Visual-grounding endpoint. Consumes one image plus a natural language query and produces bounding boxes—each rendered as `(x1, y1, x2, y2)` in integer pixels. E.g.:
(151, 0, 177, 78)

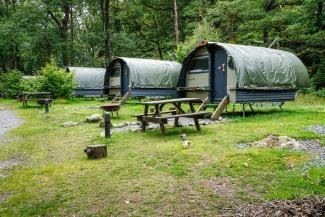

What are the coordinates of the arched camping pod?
(104, 57, 182, 97)
(67, 67, 106, 97)
(177, 42, 309, 104)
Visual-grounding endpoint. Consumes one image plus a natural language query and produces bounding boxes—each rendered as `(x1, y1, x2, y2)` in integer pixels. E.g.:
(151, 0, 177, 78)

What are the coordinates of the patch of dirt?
(218, 196, 325, 217)
(0, 192, 11, 203)
(203, 177, 237, 199)
(0, 159, 21, 169)
(106, 117, 227, 133)
(0, 107, 23, 144)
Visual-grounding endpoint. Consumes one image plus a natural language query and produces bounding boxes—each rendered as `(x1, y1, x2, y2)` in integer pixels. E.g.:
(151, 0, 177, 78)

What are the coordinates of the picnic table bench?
(136, 98, 211, 134)
(17, 92, 52, 107)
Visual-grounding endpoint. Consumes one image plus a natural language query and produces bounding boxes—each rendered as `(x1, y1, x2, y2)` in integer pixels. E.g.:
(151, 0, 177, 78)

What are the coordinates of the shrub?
(0, 70, 32, 98)
(37, 62, 75, 98)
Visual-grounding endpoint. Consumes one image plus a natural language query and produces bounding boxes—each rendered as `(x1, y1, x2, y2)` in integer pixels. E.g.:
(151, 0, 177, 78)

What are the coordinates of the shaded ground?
(0, 106, 23, 144)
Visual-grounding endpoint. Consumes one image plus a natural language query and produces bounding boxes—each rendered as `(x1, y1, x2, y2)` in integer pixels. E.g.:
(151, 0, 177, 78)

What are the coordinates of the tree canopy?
(0, 0, 324, 90)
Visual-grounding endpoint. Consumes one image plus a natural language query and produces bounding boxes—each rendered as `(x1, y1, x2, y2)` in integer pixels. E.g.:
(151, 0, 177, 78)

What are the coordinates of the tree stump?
(84, 144, 107, 159)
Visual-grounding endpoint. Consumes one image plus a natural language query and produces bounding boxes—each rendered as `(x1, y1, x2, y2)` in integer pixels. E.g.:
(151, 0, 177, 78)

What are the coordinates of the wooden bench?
(140, 111, 211, 134)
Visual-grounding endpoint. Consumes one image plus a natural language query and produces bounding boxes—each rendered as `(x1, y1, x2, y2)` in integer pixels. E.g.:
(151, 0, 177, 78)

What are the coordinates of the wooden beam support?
(211, 95, 229, 120)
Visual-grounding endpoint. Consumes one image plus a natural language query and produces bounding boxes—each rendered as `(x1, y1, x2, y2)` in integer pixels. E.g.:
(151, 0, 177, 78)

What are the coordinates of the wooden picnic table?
(135, 98, 211, 134)
(17, 92, 52, 107)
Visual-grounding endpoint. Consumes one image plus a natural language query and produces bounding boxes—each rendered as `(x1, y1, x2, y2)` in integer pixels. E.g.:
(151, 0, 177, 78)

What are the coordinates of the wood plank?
(211, 95, 229, 120)
(154, 111, 211, 119)
(141, 98, 202, 105)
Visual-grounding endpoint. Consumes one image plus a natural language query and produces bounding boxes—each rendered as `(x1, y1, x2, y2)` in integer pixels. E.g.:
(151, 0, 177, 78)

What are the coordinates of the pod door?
(211, 47, 227, 102)
(120, 63, 129, 95)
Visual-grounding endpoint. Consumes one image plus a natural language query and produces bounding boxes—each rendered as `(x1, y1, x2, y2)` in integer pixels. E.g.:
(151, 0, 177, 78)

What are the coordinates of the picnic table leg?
(141, 105, 149, 132)
(159, 121, 166, 135)
(193, 117, 201, 132)
(174, 103, 180, 127)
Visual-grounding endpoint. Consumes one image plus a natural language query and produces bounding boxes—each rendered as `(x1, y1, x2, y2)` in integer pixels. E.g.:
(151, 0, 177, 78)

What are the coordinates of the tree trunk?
(61, 4, 70, 67)
(316, 1, 323, 30)
(154, 41, 163, 60)
(173, 0, 180, 44)
(263, 28, 269, 44)
(102, 0, 111, 66)
(70, 5, 74, 65)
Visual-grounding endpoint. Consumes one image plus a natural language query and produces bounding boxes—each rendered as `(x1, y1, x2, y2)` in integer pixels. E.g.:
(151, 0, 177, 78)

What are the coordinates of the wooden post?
(211, 95, 229, 120)
(84, 144, 107, 159)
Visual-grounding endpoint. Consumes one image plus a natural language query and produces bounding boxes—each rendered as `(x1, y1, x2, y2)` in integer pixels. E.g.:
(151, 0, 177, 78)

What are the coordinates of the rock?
(218, 116, 224, 121)
(99, 121, 105, 128)
(113, 123, 128, 128)
(183, 140, 191, 149)
(61, 122, 79, 127)
(179, 133, 187, 141)
(86, 114, 103, 123)
(251, 135, 302, 148)
(304, 125, 325, 135)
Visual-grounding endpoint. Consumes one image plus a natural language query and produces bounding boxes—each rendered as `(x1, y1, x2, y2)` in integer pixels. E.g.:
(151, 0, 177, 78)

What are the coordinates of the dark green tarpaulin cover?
(113, 57, 182, 88)
(210, 42, 309, 89)
(68, 67, 106, 89)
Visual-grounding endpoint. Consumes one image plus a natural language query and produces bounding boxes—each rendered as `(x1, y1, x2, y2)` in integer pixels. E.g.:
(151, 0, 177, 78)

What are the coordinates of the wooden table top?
(21, 92, 51, 95)
(141, 98, 202, 105)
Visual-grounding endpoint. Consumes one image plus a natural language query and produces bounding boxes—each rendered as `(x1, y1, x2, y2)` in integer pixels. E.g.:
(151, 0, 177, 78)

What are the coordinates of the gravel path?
(0, 106, 23, 144)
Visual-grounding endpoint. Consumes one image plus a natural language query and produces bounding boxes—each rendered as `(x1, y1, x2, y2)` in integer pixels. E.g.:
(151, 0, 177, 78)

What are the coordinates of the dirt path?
(0, 106, 23, 144)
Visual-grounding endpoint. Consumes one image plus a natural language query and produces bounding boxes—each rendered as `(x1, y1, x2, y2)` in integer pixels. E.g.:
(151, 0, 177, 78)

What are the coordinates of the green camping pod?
(67, 67, 106, 97)
(104, 57, 182, 97)
(177, 42, 309, 103)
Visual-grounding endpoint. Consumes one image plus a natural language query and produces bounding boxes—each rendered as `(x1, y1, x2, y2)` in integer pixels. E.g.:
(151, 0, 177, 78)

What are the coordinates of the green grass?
(0, 95, 324, 216)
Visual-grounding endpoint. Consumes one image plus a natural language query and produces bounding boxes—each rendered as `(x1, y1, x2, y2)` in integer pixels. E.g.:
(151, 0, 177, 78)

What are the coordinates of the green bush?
(37, 63, 75, 99)
(173, 20, 221, 62)
(0, 70, 32, 98)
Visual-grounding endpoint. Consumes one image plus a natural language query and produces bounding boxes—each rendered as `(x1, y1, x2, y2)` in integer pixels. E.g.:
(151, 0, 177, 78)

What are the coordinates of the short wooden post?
(44, 100, 49, 113)
(84, 144, 107, 159)
(104, 112, 111, 138)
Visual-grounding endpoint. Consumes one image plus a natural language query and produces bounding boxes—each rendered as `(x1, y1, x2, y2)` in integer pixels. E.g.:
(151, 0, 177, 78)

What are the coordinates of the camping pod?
(104, 57, 182, 97)
(177, 42, 309, 103)
(67, 67, 106, 97)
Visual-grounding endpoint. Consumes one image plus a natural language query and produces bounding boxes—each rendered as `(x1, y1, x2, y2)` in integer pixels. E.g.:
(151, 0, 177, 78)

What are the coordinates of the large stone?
(86, 114, 103, 123)
(61, 122, 80, 127)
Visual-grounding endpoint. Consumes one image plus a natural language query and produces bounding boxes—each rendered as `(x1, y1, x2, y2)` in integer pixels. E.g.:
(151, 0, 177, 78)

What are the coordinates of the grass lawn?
(0, 95, 324, 216)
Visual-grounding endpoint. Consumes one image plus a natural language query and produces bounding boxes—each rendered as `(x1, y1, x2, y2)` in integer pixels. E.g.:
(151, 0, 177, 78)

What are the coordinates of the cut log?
(84, 144, 107, 159)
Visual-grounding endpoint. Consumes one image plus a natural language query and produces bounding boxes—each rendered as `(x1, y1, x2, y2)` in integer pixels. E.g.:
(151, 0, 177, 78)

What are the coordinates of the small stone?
(86, 114, 103, 123)
(125, 200, 130, 204)
(183, 140, 191, 149)
(61, 122, 80, 127)
(179, 134, 187, 141)
(218, 116, 224, 121)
